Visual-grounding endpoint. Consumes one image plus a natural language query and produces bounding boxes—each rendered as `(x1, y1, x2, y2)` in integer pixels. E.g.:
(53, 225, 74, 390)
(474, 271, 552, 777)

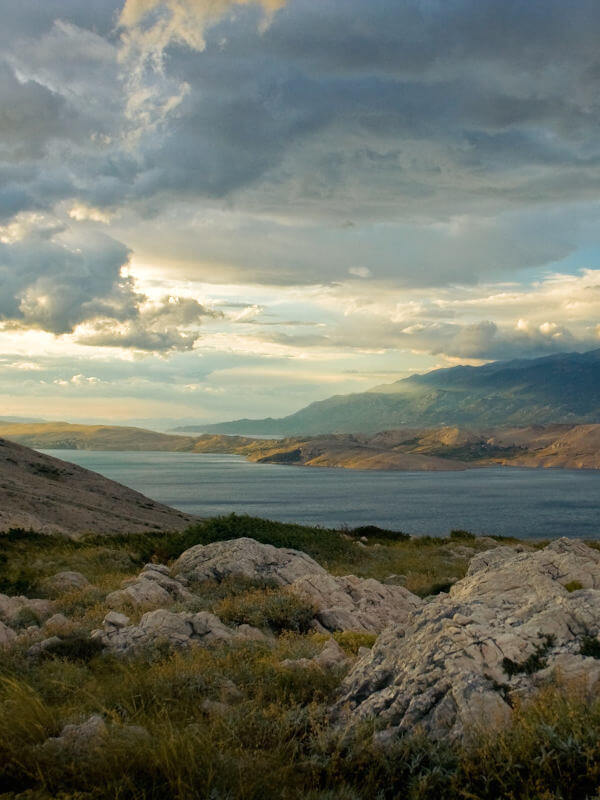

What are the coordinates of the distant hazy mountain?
(186, 349, 600, 435)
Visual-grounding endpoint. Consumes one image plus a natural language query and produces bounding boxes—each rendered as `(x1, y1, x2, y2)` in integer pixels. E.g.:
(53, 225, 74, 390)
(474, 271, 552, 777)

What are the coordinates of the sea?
(39, 450, 600, 540)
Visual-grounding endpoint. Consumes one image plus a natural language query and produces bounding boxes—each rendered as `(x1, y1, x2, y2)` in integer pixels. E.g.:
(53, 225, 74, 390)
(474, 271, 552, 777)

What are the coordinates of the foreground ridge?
(337, 537, 600, 740)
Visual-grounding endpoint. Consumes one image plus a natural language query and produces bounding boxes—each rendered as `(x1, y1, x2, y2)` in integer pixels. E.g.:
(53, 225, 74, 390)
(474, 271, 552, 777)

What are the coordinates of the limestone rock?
(0, 594, 53, 626)
(41, 571, 90, 595)
(172, 537, 327, 586)
(336, 539, 600, 742)
(290, 572, 421, 633)
(282, 638, 349, 670)
(0, 620, 17, 648)
(41, 714, 107, 755)
(42, 613, 73, 636)
(103, 610, 130, 628)
(106, 563, 195, 610)
(235, 623, 272, 642)
(94, 608, 236, 655)
(38, 714, 148, 756)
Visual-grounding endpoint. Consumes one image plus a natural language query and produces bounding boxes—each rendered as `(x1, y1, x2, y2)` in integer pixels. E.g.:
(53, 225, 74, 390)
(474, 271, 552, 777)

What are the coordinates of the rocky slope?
(0, 437, 194, 534)
(337, 538, 600, 741)
(244, 423, 600, 471)
(5, 532, 600, 749)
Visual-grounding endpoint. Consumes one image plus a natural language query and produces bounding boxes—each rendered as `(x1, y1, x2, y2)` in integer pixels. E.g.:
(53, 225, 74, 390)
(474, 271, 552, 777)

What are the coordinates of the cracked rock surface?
(93, 608, 267, 655)
(172, 537, 422, 633)
(336, 538, 600, 741)
(172, 537, 328, 585)
(106, 563, 196, 610)
(290, 573, 421, 633)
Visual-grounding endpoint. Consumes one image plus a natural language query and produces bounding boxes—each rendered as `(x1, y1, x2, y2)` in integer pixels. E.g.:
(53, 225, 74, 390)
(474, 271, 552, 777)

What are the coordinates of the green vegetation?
(3, 517, 599, 798)
(564, 580, 584, 592)
(0, 515, 484, 597)
(580, 635, 600, 659)
(502, 634, 556, 677)
(216, 587, 317, 634)
(3, 641, 600, 799)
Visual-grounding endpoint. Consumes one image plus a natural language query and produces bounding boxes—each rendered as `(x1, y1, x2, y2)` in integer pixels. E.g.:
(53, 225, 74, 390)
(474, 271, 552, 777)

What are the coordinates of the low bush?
(351, 526, 410, 543)
(449, 529, 476, 541)
(332, 632, 377, 655)
(216, 588, 317, 634)
(564, 580, 584, 592)
(580, 635, 600, 659)
(502, 634, 556, 677)
(39, 634, 105, 663)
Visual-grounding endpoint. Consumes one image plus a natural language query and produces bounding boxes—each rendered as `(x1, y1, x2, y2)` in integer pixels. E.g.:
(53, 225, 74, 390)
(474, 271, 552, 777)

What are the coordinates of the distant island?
(1, 420, 600, 471)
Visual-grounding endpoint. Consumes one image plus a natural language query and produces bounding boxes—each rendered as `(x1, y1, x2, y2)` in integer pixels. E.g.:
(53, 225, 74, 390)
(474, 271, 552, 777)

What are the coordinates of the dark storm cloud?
(0, 228, 133, 332)
(3, 0, 600, 348)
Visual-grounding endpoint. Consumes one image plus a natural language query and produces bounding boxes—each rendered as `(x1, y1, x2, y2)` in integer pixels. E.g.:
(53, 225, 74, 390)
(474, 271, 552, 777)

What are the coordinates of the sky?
(1, 0, 600, 427)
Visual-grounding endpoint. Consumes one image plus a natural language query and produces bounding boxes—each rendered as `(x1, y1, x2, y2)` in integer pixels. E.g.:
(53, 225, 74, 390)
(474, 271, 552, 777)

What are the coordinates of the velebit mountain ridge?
(4, 348, 600, 471)
(187, 348, 600, 435)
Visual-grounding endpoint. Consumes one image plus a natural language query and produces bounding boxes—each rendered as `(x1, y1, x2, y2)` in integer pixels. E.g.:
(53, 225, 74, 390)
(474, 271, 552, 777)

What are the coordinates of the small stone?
(43, 613, 72, 635)
(313, 638, 348, 669)
(41, 571, 90, 595)
(103, 611, 130, 629)
(201, 699, 230, 715)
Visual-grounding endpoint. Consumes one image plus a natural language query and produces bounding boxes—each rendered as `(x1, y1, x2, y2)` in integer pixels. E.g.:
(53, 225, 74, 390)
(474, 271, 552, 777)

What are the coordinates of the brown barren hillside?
(2, 421, 600, 471)
(0, 438, 195, 534)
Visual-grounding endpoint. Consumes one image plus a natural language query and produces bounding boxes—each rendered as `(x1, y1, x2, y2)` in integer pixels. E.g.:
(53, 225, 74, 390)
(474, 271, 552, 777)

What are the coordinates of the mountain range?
(179, 349, 600, 435)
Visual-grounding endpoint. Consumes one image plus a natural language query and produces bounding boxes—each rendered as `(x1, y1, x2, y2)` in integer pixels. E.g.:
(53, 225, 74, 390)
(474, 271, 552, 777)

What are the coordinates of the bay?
(40, 450, 600, 539)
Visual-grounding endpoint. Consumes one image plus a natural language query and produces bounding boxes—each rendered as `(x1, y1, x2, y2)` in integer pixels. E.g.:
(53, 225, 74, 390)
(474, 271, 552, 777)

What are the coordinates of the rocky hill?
(243, 423, 600, 471)
(192, 348, 600, 435)
(3, 420, 600, 471)
(0, 438, 194, 534)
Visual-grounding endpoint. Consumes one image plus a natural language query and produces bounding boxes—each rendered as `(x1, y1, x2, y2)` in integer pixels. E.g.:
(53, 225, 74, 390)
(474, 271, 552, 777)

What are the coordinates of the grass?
(3, 644, 600, 799)
(0, 515, 485, 599)
(216, 587, 317, 634)
(3, 516, 600, 799)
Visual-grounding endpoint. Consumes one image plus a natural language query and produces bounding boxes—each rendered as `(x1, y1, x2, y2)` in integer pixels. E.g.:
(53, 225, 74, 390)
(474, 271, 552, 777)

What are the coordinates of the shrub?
(502, 634, 555, 677)
(564, 580, 584, 593)
(333, 632, 377, 655)
(449, 530, 476, 541)
(418, 580, 455, 598)
(580, 635, 600, 659)
(39, 634, 104, 663)
(216, 588, 317, 634)
(351, 526, 410, 543)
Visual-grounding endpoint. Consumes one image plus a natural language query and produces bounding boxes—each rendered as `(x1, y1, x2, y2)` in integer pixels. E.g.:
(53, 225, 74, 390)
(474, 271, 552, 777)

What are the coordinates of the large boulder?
(290, 573, 421, 633)
(336, 539, 600, 742)
(106, 563, 196, 610)
(173, 538, 421, 633)
(93, 608, 263, 655)
(172, 537, 328, 585)
(40, 571, 90, 596)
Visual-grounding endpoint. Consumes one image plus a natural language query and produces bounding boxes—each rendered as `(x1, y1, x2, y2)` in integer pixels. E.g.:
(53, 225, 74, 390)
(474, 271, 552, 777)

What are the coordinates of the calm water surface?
(41, 450, 600, 539)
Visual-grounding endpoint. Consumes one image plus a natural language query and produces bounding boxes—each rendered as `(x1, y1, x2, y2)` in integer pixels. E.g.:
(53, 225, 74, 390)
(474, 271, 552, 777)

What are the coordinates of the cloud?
(75, 295, 221, 351)
(0, 222, 133, 333)
(117, 0, 286, 134)
(0, 216, 221, 351)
